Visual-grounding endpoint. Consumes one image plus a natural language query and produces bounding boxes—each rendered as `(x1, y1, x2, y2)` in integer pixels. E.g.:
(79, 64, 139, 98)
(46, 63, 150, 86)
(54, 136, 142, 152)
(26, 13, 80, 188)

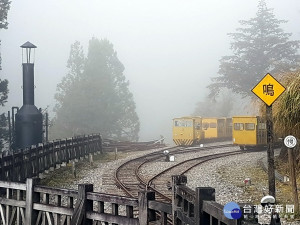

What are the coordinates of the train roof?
(173, 116, 202, 120)
(202, 117, 226, 119)
(232, 115, 259, 118)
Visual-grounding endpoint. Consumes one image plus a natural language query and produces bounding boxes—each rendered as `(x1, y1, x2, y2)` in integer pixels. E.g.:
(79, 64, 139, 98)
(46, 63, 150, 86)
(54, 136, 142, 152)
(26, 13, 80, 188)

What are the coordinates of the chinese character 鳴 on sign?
(263, 84, 274, 96)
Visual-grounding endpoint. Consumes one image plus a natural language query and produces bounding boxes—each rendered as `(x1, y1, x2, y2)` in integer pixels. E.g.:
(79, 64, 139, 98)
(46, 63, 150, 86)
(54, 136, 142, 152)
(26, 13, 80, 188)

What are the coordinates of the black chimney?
(15, 42, 43, 149)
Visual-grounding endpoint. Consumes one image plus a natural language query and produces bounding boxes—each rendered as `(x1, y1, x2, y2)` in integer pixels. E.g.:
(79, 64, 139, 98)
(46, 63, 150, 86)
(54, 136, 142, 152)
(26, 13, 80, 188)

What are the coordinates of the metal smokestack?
(22, 63, 35, 105)
(15, 42, 43, 149)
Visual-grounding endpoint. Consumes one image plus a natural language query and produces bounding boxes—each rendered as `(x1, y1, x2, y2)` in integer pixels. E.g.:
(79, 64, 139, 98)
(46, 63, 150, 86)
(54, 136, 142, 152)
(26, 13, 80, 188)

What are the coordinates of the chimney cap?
(20, 41, 37, 49)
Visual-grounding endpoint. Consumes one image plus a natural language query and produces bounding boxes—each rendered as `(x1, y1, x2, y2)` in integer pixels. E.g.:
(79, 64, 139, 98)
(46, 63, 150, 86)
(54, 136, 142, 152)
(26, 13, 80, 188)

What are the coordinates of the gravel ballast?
(42, 144, 299, 224)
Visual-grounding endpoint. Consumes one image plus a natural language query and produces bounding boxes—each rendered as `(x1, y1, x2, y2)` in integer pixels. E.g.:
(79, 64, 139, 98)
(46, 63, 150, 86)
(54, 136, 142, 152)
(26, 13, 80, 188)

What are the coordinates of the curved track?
(144, 150, 244, 202)
(114, 143, 238, 201)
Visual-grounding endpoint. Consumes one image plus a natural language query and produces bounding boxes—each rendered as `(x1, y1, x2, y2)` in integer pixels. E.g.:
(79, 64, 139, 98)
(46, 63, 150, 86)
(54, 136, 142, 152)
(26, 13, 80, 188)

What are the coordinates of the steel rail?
(115, 143, 234, 199)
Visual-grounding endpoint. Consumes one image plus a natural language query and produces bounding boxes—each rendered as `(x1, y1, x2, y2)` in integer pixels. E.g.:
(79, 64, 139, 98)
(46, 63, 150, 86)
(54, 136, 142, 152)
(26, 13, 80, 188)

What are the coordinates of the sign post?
(266, 105, 275, 198)
(284, 135, 299, 213)
(252, 73, 286, 198)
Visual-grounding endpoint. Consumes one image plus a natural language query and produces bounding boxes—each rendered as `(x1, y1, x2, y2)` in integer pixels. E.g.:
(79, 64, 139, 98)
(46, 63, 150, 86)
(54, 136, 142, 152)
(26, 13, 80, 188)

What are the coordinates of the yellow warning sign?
(252, 73, 285, 106)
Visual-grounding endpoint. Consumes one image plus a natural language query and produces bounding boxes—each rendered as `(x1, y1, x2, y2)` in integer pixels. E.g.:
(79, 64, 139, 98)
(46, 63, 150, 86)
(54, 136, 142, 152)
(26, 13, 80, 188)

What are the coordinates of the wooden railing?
(171, 175, 243, 225)
(0, 176, 248, 225)
(0, 134, 102, 182)
(0, 178, 139, 225)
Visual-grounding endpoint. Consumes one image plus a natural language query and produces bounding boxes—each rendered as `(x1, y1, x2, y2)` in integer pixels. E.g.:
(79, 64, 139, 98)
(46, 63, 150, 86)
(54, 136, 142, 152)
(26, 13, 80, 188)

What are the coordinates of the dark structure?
(0, 174, 242, 225)
(15, 42, 43, 149)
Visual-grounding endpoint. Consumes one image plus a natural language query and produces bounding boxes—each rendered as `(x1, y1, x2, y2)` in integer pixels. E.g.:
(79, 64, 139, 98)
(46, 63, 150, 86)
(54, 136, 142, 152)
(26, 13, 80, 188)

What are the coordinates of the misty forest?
(1, 1, 300, 224)
(0, 0, 299, 149)
(51, 38, 140, 141)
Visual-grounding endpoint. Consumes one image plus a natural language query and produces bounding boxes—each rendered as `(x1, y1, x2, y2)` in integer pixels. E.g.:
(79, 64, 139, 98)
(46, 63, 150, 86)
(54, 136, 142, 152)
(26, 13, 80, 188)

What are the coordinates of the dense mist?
(1, 0, 299, 144)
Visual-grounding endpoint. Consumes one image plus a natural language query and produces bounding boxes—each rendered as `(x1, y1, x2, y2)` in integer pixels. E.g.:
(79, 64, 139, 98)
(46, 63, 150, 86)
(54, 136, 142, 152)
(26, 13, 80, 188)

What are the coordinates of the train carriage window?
(186, 121, 193, 127)
(174, 120, 184, 127)
(234, 123, 244, 130)
(210, 123, 217, 128)
(245, 123, 255, 130)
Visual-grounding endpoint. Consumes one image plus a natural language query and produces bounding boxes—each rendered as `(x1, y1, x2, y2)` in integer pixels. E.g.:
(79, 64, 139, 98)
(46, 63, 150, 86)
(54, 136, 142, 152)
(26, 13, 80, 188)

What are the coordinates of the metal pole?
(8, 111, 11, 151)
(11, 107, 19, 150)
(12, 107, 19, 135)
(45, 112, 48, 142)
(288, 147, 299, 213)
(266, 105, 275, 198)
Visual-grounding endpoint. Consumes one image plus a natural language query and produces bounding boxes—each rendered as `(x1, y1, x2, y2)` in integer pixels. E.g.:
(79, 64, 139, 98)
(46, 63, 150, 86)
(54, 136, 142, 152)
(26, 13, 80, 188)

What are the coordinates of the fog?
(1, 0, 300, 144)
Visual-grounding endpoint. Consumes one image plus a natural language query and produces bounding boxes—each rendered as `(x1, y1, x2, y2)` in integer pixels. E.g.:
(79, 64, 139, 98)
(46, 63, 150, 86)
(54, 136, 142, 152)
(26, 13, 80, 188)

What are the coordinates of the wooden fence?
(171, 175, 242, 225)
(0, 175, 247, 225)
(0, 134, 102, 182)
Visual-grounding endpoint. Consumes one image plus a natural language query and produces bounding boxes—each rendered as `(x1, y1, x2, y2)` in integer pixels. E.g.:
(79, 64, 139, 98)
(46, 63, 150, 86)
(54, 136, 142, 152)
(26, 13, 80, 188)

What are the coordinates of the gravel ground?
(183, 148, 299, 225)
(52, 146, 172, 194)
(185, 150, 269, 204)
(42, 143, 300, 224)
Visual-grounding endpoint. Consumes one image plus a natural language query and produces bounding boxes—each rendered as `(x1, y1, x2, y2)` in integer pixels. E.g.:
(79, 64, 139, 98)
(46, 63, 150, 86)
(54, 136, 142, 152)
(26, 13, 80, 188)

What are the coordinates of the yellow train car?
(202, 118, 227, 139)
(232, 116, 267, 150)
(173, 116, 204, 146)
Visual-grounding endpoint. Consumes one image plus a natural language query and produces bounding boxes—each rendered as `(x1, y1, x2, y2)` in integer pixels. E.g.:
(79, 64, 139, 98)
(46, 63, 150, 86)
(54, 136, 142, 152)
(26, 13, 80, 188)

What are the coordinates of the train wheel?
(239, 146, 245, 150)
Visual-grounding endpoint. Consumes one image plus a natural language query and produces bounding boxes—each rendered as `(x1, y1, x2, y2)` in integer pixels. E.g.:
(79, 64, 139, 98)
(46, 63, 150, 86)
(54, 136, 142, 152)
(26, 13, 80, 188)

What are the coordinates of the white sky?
(1, 0, 300, 143)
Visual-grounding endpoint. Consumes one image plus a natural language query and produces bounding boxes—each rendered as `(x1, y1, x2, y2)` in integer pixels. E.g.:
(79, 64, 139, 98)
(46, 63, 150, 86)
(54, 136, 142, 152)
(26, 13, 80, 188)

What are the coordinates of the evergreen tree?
(0, 0, 11, 150)
(0, 0, 10, 30)
(208, 0, 300, 98)
(51, 41, 85, 138)
(51, 38, 140, 141)
(0, 78, 8, 149)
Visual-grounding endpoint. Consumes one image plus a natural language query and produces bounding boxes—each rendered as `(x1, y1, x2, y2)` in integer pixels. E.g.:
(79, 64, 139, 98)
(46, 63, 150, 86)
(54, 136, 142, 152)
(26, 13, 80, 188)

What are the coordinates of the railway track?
(114, 146, 179, 198)
(113, 142, 274, 224)
(144, 150, 244, 202)
(114, 143, 238, 201)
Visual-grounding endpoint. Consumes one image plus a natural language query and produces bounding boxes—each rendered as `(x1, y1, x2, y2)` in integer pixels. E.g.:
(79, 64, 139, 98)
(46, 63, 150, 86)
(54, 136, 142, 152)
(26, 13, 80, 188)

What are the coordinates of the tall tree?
(0, 0, 10, 30)
(51, 41, 85, 138)
(0, 0, 11, 151)
(208, 0, 300, 98)
(51, 38, 140, 141)
(0, 0, 11, 70)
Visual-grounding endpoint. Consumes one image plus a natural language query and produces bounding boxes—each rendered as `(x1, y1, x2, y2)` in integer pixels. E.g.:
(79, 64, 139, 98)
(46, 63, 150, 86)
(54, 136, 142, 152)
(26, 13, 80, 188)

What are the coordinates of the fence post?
(20, 149, 25, 181)
(0, 152, 4, 180)
(71, 184, 93, 225)
(138, 191, 156, 225)
(72, 161, 76, 178)
(25, 178, 40, 225)
(195, 187, 215, 225)
(99, 134, 103, 154)
(172, 175, 187, 225)
(89, 153, 93, 166)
